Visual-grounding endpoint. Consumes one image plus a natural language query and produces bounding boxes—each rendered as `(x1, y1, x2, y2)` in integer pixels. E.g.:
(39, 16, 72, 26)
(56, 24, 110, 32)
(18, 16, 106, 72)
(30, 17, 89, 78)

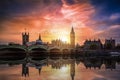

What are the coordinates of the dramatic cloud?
(0, 0, 120, 44)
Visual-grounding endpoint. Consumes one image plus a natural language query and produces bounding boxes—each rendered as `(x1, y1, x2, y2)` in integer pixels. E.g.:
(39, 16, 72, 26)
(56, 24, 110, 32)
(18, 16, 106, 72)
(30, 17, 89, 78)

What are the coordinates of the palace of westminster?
(22, 27, 75, 48)
(22, 27, 117, 50)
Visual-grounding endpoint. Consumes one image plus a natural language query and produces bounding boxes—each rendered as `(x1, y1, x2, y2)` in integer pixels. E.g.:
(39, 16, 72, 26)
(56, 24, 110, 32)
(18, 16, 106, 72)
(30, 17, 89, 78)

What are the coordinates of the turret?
(22, 29, 29, 45)
(38, 34, 42, 41)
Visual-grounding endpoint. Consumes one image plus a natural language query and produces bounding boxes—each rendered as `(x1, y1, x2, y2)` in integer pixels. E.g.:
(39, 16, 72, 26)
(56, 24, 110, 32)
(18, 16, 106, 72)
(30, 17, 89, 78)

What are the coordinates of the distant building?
(51, 39, 70, 48)
(22, 31, 29, 45)
(26, 34, 44, 46)
(84, 39, 102, 50)
(70, 27, 75, 48)
(36, 34, 43, 45)
(21, 27, 75, 48)
(116, 44, 120, 50)
(51, 27, 75, 48)
(104, 38, 115, 49)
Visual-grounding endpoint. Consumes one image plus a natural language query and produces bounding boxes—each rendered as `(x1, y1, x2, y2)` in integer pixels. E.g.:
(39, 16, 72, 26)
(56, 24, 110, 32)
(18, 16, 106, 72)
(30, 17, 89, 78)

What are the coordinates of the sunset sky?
(0, 0, 120, 45)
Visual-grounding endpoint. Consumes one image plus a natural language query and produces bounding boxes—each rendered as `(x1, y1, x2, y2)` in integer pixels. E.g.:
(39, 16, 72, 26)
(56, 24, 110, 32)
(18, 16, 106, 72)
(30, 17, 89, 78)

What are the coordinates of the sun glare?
(61, 37, 69, 43)
(61, 66, 68, 72)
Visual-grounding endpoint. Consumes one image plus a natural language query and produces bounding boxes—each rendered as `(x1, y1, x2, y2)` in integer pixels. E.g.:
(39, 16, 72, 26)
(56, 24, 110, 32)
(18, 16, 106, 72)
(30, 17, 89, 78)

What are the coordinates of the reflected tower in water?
(22, 63, 29, 77)
(70, 59, 75, 80)
(38, 68, 42, 75)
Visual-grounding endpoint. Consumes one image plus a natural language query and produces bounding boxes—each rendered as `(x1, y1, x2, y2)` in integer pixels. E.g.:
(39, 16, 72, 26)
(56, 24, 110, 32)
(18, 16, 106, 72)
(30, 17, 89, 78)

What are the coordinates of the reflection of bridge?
(0, 45, 74, 53)
(0, 52, 119, 79)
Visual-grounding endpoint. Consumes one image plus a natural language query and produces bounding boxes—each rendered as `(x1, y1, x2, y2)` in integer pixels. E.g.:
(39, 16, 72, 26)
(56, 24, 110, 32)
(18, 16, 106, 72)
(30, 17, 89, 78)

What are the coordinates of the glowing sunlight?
(61, 37, 69, 43)
(61, 66, 69, 72)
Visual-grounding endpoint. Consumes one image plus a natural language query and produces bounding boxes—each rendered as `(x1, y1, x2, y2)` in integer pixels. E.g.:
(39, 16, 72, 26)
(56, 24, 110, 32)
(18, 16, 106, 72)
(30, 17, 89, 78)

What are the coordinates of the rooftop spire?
(71, 26, 75, 33)
(72, 27, 74, 32)
(38, 34, 42, 41)
(38, 68, 42, 75)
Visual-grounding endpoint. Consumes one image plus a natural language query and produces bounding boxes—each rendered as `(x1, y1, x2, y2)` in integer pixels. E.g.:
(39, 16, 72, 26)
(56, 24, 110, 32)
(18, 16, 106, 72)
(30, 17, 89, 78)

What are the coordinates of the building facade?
(84, 39, 102, 50)
(70, 27, 75, 48)
(36, 34, 43, 45)
(22, 31, 29, 45)
(104, 38, 115, 49)
(26, 34, 44, 46)
(51, 39, 70, 48)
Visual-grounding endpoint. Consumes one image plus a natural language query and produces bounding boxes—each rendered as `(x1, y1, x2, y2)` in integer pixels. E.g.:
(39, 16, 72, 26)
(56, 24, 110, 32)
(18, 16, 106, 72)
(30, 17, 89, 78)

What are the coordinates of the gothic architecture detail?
(104, 38, 115, 49)
(70, 27, 75, 48)
(36, 34, 43, 45)
(70, 59, 75, 80)
(84, 39, 102, 50)
(22, 30, 29, 45)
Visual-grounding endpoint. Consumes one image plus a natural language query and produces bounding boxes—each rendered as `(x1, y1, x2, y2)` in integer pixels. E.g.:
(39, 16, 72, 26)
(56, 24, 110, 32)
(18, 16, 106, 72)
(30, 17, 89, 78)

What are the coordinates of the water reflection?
(21, 58, 76, 80)
(0, 54, 120, 80)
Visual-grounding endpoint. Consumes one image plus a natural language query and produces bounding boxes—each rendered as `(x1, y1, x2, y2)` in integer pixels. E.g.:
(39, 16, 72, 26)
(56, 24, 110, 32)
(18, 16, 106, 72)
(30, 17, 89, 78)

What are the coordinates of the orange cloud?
(0, 0, 96, 45)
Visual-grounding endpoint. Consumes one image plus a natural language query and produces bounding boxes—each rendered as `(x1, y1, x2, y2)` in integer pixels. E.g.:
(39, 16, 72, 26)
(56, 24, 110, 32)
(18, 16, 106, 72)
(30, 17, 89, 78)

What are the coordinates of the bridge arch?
(50, 48, 60, 53)
(62, 49, 69, 53)
(0, 45, 26, 51)
(28, 45, 48, 51)
(0, 45, 26, 60)
(31, 48, 47, 52)
(28, 45, 48, 60)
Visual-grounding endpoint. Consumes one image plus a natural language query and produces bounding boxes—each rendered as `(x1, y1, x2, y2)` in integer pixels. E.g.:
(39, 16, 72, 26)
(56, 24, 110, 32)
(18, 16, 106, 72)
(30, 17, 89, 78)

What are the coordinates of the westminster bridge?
(0, 45, 74, 54)
(0, 45, 76, 60)
(0, 45, 73, 51)
(0, 45, 120, 60)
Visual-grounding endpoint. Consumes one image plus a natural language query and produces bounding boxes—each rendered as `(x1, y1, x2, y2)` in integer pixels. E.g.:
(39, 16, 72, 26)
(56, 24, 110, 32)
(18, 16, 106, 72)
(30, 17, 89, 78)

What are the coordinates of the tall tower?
(70, 59, 75, 80)
(70, 27, 75, 48)
(38, 34, 42, 41)
(22, 29, 29, 45)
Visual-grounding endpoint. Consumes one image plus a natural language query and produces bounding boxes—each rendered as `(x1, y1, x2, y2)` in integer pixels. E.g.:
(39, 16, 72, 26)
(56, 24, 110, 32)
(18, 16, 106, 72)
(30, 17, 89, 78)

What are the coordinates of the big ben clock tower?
(70, 27, 75, 48)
